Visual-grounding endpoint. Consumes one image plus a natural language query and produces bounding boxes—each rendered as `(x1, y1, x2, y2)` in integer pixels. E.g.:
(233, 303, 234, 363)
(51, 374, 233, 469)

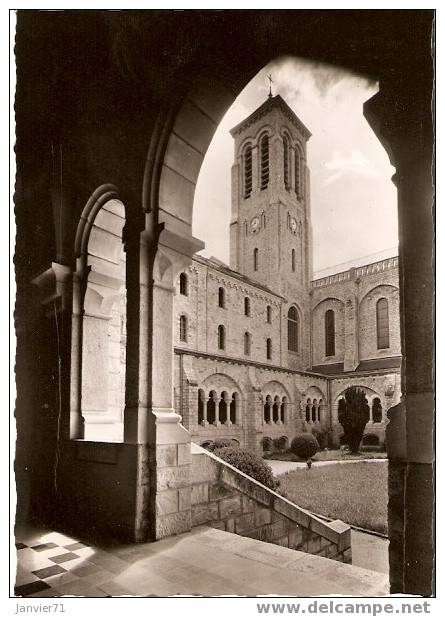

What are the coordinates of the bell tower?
(229, 94, 313, 300)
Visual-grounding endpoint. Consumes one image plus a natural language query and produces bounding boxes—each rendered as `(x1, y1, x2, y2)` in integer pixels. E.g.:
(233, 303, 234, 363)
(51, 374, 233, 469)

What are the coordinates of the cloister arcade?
(16, 11, 434, 595)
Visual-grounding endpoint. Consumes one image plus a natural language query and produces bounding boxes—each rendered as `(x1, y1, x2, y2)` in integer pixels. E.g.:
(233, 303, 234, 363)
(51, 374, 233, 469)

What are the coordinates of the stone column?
(124, 219, 204, 540)
(365, 71, 434, 596)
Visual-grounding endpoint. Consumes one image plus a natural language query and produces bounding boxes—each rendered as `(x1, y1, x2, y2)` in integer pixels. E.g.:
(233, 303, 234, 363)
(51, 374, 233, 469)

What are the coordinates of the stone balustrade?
(190, 444, 351, 563)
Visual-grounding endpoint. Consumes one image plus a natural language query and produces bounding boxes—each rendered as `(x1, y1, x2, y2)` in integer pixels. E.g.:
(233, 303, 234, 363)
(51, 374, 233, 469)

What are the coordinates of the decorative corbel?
(31, 262, 72, 316)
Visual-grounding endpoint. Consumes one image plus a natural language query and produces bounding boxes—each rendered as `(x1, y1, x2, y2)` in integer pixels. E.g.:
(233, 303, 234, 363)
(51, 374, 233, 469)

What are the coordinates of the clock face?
(251, 217, 260, 230)
(290, 217, 297, 232)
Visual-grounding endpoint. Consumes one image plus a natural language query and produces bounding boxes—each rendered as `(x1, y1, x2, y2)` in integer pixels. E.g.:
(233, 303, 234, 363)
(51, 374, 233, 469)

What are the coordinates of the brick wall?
(190, 444, 351, 563)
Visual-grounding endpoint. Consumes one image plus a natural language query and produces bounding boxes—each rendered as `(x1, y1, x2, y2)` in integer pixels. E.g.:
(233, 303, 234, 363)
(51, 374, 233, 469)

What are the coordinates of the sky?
(192, 56, 398, 277)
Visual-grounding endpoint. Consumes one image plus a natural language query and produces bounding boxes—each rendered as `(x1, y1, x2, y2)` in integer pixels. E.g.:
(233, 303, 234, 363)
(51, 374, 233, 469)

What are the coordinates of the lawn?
(279, 461, 388, 535)
(266, 449, 387, 462)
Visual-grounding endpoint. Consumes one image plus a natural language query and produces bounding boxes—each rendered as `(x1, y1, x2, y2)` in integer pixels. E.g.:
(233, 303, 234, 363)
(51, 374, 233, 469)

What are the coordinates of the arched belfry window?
(218, 286, 225, 308)
(179, 272, 188, 296)
(376, 297, 389, 349)
(325, 309, 335, 356)
(253, 248, 259, 271)
(244, 332, 251, 356)
(244, 144, 253, 198)
(179, 315, 187, 342)
(295, 146, 303, 199)
(283, 135, 290, 189)
(218, 325, 225, 350)
(260, 134, 269, 190)
(287, 306, 299, 352)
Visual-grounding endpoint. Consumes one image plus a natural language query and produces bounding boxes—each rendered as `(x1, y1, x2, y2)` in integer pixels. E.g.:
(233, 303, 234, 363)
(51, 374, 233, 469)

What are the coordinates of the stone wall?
(175, 350, 329, 453)
(190, 444, 351, 563)
(311, 257, 400, 371)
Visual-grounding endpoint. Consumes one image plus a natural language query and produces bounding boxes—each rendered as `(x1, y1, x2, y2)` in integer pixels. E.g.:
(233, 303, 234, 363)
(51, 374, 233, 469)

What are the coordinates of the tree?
(338, 386, 370, 453)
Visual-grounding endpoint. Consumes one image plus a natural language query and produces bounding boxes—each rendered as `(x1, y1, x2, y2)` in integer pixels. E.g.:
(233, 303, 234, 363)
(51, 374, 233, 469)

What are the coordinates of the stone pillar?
(124, 220, 204, 540)
(365, 70, 434, 596)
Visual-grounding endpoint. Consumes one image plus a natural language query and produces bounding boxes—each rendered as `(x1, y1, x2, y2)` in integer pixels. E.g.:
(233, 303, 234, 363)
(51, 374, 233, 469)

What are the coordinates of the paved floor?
(351, 531, 389, 574)
(14, 525, 389, 597)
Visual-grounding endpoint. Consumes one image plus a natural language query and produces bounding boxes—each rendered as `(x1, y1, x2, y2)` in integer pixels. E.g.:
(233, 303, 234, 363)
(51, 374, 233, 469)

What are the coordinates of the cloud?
(323, 149, 382, 185)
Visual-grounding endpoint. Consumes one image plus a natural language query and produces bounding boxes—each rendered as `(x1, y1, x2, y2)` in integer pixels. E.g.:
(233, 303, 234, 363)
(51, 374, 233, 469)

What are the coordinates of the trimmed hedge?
(261, 435, 274, 452)
(290, 433, 319, 459)
(213, 446, 279, 491)
(273, 435, 289, 451)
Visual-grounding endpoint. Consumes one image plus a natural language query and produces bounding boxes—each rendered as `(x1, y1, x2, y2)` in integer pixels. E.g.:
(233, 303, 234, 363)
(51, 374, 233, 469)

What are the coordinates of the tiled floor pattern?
(14, 525, 389, 597)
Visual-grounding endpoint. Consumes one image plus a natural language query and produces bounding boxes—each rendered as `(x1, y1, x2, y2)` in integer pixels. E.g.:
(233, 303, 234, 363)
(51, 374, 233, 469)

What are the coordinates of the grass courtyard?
(279, 461, 388, 535)
(266, 449, 387, 462)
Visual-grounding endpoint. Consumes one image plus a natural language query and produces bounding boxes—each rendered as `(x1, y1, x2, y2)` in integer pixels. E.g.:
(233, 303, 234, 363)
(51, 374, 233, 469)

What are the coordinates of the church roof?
(311, 356, 402, 376)
(229, 94, 312, 140)
(193, 254, 286, 299)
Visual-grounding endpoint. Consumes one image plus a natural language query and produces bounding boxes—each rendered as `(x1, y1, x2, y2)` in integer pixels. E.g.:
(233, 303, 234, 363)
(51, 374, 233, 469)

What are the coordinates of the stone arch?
(333, 385, 382, 424)
(72, 188, 126, 442)
(312, 297, 345, 365)
(358, 284, 400, 359)
(262, 379, 292, 403)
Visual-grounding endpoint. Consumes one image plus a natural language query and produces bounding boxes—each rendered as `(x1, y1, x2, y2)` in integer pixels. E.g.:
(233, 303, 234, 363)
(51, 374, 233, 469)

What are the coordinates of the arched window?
(218, 286, 225, 308)
(253, 248, 259, 271)
(295, 146, 303, 199)
(287, 306, 299, 352)
(244, 144, 253, 198)
(219, 391, 228, 424)
(312, 399, 317, 422)
(179, 272, 188, 296)
(218, 325, 225, 350)
(305, 398, 311, 423)
(179, 315, 187, 342)
(273, 396, 280, 423)
(207, 391, 216, 425)
(376, 298, 389, 349)
(325, 309, 335, 356)
(291, 249, 296, 272)
(338, 397, 346, 421)
(281, 397, 287, 423)
(266, 338, 272, 360)
(372, 398, 383, 423)
(244, 331, 251, 356)
(283, 135, 290, 189)
(266, 305, 272, 323)
(264, 395, 272, 423)
(244, 297, 250, 316)
(198, 389, 205, 425)
(260, 134, 269, 190)
(230, 393, 237, 424)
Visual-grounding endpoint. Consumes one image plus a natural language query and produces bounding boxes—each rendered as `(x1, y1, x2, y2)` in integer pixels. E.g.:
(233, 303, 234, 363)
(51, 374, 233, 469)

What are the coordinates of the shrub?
(213, 446, 279, 491)
(338, 386, 370, 453)
(273, 435, 288, 451)
(200, 440, 215, 452)
(214, 437, 234, 449)
(311, 428, 329, 449)
(261, 435, 274, 452)
(290, 433, 319, 459)
(362, 433, 380, 447)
